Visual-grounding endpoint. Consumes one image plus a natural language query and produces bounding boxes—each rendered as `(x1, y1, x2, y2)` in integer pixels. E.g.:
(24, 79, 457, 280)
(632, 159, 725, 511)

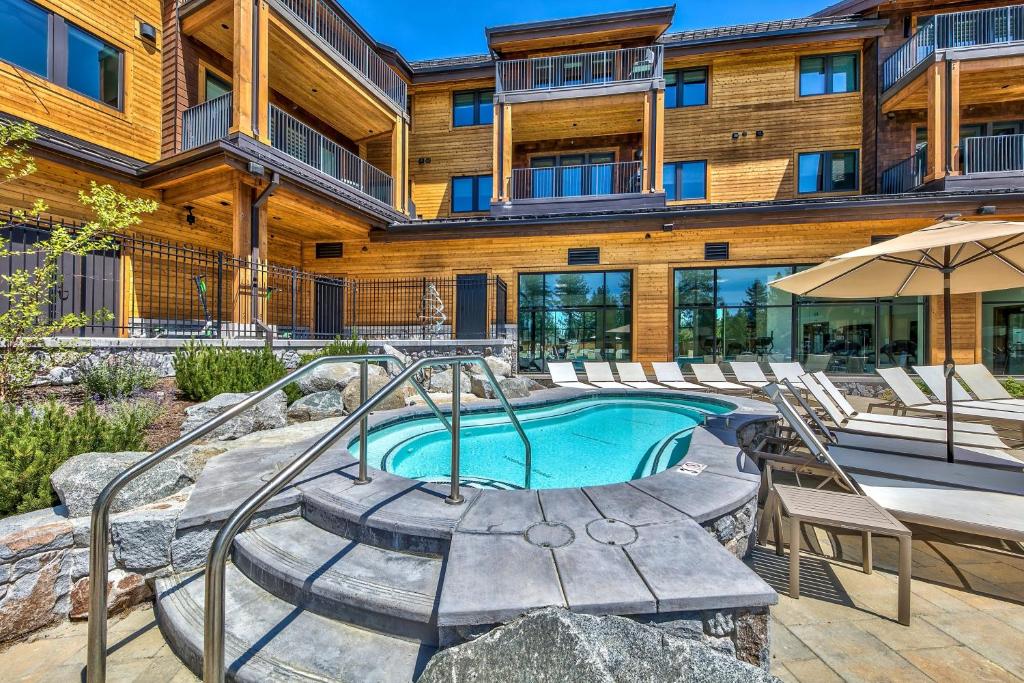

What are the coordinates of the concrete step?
(233, 517, 442, 643)
(155, 565, 435, 683)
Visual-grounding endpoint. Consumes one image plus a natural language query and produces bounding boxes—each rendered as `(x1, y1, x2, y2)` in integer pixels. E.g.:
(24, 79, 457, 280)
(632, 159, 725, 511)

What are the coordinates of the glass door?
(557, 154, 585, 197)
(529, 156, 556, 199)
(587, 152, 615, 195)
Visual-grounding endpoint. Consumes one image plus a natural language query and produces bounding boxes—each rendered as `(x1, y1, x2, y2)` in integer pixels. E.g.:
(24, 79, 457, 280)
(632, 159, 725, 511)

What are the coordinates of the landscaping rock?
(498, 376, 538, 398)
(46, 366, 78, 385)
(68, 569, 150, 620)
(0, 507, 73, 563)
(109, 490, 188, 573)
(0, 549, 70, 641)
(50, 451, 195, 518)
(426, 368, 471, 394)
(287, 390, 346, 423)
(342, 373, 409, 412)
(484, 355, 512, 378)
(469, 374, 496, 399)
(419, 608, 779, 683)
(179, 390, 288, 441)
(295, 362, 359, 395)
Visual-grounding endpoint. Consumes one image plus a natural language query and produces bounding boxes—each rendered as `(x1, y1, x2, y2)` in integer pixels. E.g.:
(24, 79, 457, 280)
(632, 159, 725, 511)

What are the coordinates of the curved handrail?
(85, 352, 444, 683)
(203, 356, 531, 682)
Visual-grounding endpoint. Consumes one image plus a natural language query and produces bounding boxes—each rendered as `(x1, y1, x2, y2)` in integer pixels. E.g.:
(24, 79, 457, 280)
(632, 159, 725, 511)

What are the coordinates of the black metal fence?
(0, 210, 510, 340)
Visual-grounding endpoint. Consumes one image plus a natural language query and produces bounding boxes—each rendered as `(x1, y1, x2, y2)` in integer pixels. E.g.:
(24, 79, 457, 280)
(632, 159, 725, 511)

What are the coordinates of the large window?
(665, 67, 708, 108)
(451, 175, 491, 213)
(0, 0, 123, 108)
(673, 266, 926, 373)
(453, 89, 494, 127)
(982, 288, 1024, 374)
(664, 160, 707, 201)
(518, 271, 632, 371)
(798, 150, 858, 194)
(799, 53, 858, 96)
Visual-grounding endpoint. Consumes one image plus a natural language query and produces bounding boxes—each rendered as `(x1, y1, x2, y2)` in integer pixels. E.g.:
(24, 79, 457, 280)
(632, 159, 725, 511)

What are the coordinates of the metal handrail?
(181, 92, 232, 151)
(85, 353, 445, 682)
(496, 45, 664, 94)
(203, 355, 532, 681)
(880, 145, 927, 194)
(962, 134, 1024, 175)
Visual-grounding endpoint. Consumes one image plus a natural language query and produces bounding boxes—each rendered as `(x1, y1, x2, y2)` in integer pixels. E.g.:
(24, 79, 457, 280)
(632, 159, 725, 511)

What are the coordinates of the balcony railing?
(180, 93, 232, 152)
(880, 146, 927, 194)
(510, 161, 643, 201)
(496, 46, 663, 95)
(963, 134, 1024, 175)
(269, 105, 394, 206)
(276, 0, 407, 111)
(883, 5, 1024, 90)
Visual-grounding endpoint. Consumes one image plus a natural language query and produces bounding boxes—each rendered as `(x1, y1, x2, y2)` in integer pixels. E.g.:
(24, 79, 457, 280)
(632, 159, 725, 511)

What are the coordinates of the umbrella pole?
(943, 266, 955, 464)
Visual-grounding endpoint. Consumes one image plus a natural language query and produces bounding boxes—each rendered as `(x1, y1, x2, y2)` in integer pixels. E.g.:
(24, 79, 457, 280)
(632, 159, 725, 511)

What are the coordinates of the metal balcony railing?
(269, 105, 394, 206)
(962, 134, 1024, 175)
(496, 45, 663, 94)
(276, 0, 407, 110)
(180, 92, 232, 152)
(880, 145, 927, 194)
(883, 5, 1024, 90)
(510, 160, 644, 201)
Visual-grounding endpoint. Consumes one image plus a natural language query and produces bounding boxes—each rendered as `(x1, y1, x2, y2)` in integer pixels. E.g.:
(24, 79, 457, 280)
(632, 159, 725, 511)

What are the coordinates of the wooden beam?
(925, 62, 945, 181)
(230, 0, 255, 137)
(492, 101, 501, 202)
(642, 90, 653, 192)
(501, 104, 513, 201)
(161, 169, 237, 206)
(391, 116, 409, 213)
(948, 60, 961, 175)
(653, 88, 665, 193)
(180, 0, 231, 36)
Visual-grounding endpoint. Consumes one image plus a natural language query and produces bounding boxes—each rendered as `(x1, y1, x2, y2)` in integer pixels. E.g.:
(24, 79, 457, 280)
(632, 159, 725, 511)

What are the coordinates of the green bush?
(174, 342, 288, 402)
(0, 399, 159, 516)
(1002, 377, 1024, 398)
(297, 335, 369, 368)
(81, 355, 158, 399)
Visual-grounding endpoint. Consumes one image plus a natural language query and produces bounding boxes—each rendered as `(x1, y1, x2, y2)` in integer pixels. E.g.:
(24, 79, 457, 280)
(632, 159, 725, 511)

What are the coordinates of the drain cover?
(525, 522, 574, 549)
(586, 518, 638, 546)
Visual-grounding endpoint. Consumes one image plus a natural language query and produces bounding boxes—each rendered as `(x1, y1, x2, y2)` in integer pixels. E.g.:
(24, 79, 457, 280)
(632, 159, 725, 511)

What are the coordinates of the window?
(665, 67, 707, 108)
(203, 69, 231, 101)
(664, 160, 707, 201)
(799, 53, 858, 96)
(0, 0, 123, 109)
(797, 150, 858, 194)
(451, 175, 491, 212)
(453, 89, 494, 127)
(518, 271, 632, 371)
(982, 288, 1024, 374)
(673, 266, 926, 373)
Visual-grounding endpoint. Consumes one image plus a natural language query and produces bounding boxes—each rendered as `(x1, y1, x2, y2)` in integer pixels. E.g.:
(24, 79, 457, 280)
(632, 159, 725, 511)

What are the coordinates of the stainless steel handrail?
(85, 353, 444, 682)
(203, 355, 531, 681)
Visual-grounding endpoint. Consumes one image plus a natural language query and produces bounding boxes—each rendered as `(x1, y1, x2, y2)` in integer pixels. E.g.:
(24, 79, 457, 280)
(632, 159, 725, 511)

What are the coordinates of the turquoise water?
(350, 395, 733, 490)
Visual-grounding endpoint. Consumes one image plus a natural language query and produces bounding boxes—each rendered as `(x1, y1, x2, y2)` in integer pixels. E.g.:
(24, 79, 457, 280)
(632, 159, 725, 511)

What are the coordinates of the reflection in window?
(451, 175, 491, 212)
(453, 89, 494, 127)
(982, 288, 1024, 374)
(0, 0, 48, 77)
(204, 69, 231, 101)
(67, 23, 121, 107)
(799, 53, 858, 96)
(798, 150, 858, 194)
(665, 67, 708, 108)
(664, 160, 707, 201)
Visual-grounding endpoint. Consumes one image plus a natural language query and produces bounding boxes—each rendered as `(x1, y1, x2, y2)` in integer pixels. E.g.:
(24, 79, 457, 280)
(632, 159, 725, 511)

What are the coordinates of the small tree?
(0, 122, 158, 400)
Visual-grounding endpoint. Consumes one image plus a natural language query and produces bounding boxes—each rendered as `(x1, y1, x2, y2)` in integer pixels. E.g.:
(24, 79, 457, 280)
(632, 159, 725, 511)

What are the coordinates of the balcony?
(883, 5, 1024, 90)
(493, 160, 663, 216)
(963, 134, 1024, 175)
(181, 93, 232, 152)
(880, 146, 926, 194)
(495, 46, 663, 101)
(880, 135, 1024, 193)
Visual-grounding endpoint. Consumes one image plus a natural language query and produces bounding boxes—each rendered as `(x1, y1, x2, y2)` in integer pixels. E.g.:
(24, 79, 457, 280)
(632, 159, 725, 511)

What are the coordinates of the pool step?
(155, 564, 435, 682)
(233, 517, 442, 643)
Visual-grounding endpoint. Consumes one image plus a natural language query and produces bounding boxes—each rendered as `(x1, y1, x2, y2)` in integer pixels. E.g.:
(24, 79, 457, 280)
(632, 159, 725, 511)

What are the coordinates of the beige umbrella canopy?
(770, 219, 1024, 463)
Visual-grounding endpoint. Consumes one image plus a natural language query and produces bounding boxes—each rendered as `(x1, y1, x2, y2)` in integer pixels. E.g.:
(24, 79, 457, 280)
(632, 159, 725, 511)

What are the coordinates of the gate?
(455, 273, 488, 339)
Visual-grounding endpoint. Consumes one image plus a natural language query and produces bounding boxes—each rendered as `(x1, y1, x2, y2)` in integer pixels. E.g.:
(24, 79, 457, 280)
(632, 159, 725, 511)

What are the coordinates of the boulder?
(294, 362, 376, 395)
(498, 376, 540, 398)
(484, 355, 512, 378)
(287, 389, 347, 423)
(0, 507, 73, 564)
(46, 366, 78, 385)
(426, 368, 471, 394)
(109, 489, 188, 573)
(469, 374, 496, 399)
(342, 373, 409, 412)
(419, 608, 779, 683)
(50, 451, 195, 518)
(68, 569, 151, 620)
(179, 390, 288, 441)
(0, 549, 70, 641)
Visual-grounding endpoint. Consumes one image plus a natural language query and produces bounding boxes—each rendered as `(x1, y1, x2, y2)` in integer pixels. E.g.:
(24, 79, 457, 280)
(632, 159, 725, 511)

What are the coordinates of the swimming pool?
(350, 395, 734, 490)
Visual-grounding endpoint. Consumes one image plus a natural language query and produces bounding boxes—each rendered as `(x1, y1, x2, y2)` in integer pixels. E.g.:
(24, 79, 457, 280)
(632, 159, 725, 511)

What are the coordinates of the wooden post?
(642, 90, 653, 192)
(118, 245, 135, 337)
(231, 178, 253, 328)
(255, 0, 270, 144)
(925, 62, 946, 181)
(948, 60, 961, 175)
(230, 0, 254, 137)
(391, 115, 409, 213)
(492, 101, 501, 202)
(501, 104, 512, 201)
(653, 88, 665, 193)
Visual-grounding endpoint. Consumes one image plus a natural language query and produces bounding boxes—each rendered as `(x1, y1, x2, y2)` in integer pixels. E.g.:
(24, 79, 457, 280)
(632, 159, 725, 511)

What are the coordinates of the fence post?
(291, 267, 298, 336)
(216, 252, 224, 338)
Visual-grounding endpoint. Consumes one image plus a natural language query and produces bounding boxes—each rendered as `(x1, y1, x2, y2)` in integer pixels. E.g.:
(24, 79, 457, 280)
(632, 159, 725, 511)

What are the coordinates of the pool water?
(350, 395, 732, 490)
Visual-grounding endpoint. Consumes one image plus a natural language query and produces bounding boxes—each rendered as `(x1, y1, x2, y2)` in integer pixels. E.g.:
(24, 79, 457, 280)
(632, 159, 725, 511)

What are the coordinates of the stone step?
(155, 565, 435, 683)
(233, 517, 442, 643)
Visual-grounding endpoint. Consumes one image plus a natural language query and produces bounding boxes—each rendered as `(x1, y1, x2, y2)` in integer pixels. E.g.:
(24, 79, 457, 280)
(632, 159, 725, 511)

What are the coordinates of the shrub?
(81, 355, 158, 399)
(174, 342, 288, 402)
(0, 399, 159, 516)
(297, 335, 369, 368)
(1002, 377, 1024, 398)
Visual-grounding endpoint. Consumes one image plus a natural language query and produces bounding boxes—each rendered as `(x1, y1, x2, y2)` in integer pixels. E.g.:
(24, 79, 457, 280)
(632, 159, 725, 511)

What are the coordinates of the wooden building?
(1, 0, 1023, 372)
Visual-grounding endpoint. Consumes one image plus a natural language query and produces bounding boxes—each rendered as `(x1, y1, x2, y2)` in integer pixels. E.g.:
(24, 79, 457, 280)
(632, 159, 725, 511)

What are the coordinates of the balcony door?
(529, 152, 615, 199)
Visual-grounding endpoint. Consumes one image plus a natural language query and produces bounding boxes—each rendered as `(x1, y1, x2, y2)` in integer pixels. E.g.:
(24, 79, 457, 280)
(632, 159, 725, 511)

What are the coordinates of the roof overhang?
(662, 18, 887, 57)
(812, 0, 882, 18)
(486, 6, 675, 55)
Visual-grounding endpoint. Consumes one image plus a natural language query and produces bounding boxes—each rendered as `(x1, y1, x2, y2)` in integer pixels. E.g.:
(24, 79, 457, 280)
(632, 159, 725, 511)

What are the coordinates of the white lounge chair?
(616, 363, 663, 390)
(875, 367, 1024, 427)
(547, 362, 593, 389)
(583, 362, 631, 389)
(651, 362, 707, 391)
(769, 362, 807, 389)
(690, 364, 751, 393)
(728, 362, 771, 390)
(913, 364, 1024, 413)
(804, 354, 832, 373)
(956, 364, 1024, 407)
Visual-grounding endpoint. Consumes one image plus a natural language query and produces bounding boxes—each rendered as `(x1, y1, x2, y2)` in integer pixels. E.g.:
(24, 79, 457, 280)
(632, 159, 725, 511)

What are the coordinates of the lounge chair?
(690, 364, 751, 393)
(913, 364, 1024, 414)
(651, 362, 707, 391)
(804, 353, 832, 373)
(875, 367, 1024, 427)
(956, 364, 1024, 407)
(616, 363, 663, 390)
(583, 362, 631, 389)
(761, 384, 1024, 545)
(728, 362, 771, 390)
(547, 362, 593, 389)
(811, 371, 999, 436)
(769, 362, 807, 390)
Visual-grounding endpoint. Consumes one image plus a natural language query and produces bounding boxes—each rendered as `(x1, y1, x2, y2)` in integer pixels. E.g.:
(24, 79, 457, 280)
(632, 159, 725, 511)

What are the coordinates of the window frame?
(665, 66, 709, 109)
(798, 52, 859, 97)
(451, 174, 492, 213)
(663, 160, 708, 201)
(199, 62, 231, 103)
(452, 88, 494, 128)
(796, 149, 859, 195)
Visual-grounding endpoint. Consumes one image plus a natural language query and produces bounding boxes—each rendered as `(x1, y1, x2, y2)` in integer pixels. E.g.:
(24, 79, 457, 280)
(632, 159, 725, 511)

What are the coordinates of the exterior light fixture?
(139, 22, 157, 43)
(184, 206, 196, 226)
(978, 205, 997, 215)
(662, 223, 674, 232)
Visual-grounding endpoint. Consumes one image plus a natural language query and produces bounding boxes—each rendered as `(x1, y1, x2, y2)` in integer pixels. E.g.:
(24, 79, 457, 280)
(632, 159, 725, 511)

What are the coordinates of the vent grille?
(315, 242, 344, 259)
(871, 235, 896, 245)
(568, 247, 600, 265)
(704, 242, 729, 261)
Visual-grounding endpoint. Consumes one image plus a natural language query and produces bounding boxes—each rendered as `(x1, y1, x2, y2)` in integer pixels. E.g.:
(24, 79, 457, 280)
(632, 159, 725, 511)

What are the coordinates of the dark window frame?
(665, 66, 708, 108)
(798, 52, 859, 97)
(451, 174, 492, 213)
(664, 160, 708, 201)
(452, 89, 494, 128)
(0, 0, 124, 110)
(797, 149, 859, 194)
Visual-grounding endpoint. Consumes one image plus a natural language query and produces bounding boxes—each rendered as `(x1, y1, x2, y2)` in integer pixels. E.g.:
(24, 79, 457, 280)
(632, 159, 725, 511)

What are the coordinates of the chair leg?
(862, 531, 873, 574)
(774, 503, 785, 557)
(789, 516, 802, 599)
(757, 492, 776, 546)
(898, 534, 912, 626)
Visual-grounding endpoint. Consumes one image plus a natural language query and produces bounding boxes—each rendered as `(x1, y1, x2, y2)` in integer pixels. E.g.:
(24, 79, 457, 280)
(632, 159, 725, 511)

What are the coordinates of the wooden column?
(391, 115, 409, 213)
(653, 88, 665, 193)
(118, 247, 135, 337)
(492, 101, 501, 201)
(925, 62, 946, 181)
(255, 0, 270, 143)
(231, 177, 253, 327)
(642, 90, 654, 192)
(948, 61, 961, 175)
(231, 0, 269, 141)
(493, 103, 512, 202)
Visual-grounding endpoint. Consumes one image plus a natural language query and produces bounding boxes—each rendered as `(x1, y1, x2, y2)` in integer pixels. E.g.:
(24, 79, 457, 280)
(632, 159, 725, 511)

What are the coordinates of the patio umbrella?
(769, 219, 1024, 463)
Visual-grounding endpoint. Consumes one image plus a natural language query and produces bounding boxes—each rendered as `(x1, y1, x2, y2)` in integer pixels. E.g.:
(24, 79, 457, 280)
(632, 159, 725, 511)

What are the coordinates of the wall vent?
(871, 235, 897, 245)
(568, 247, 600, 265)
(315, 242, 344, 259)
(704, 242, 729, 261)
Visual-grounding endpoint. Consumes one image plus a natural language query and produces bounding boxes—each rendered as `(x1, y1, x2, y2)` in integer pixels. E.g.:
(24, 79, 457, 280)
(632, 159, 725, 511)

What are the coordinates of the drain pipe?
(251, 172, 280, 347)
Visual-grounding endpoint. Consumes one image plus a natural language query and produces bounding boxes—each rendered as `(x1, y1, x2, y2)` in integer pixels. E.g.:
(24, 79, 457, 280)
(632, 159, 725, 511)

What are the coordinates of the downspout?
(251, 172, 280, 346)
